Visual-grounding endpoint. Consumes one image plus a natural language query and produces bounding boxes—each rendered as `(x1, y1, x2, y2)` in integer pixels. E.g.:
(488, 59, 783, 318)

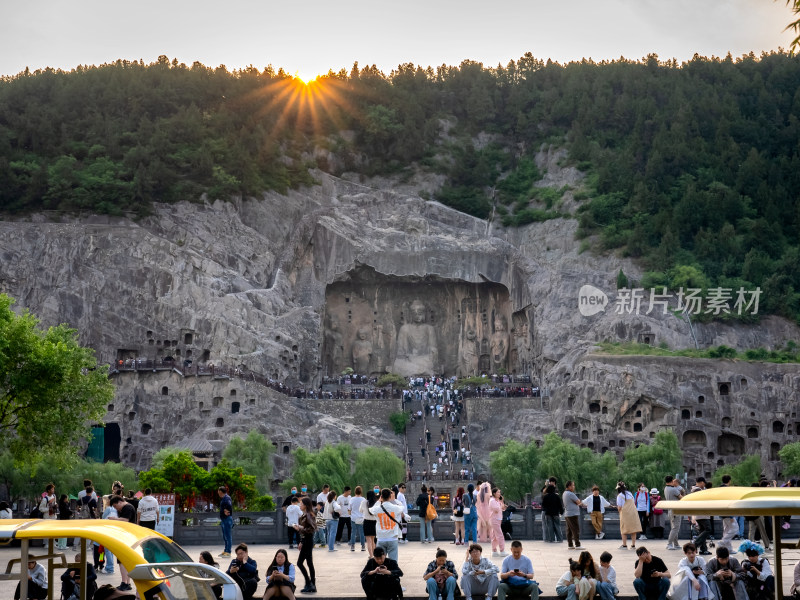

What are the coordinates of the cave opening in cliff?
(321, 267, 531, 379)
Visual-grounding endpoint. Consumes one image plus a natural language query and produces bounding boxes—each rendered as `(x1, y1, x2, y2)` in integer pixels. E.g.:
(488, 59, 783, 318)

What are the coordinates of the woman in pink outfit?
(476, 482, 493, 543)
(489, 487, 506, 554)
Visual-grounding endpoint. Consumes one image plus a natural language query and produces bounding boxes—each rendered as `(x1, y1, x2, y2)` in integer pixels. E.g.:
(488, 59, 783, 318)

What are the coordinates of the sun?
(294, 71, 318, 85)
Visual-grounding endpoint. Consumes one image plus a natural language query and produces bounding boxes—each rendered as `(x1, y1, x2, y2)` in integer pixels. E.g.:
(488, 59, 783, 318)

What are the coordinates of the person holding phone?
(461, 543, 499, 600)
(498, 540, 538, 600)
(360, 546, 403, 600)
(423, 549, 458, 600)
(633, 547, 671, 600)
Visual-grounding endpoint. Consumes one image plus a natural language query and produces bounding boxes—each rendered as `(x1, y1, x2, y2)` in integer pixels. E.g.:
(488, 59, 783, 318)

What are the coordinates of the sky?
(1, 0, 795, 79)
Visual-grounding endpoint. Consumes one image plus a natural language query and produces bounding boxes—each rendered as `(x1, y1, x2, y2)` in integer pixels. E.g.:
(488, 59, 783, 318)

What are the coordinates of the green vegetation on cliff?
(596, 341, 800, 363)
(1, 53, 799, 321)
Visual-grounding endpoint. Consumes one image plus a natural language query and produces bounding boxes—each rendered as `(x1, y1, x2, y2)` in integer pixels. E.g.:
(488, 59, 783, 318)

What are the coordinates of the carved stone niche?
(717, 433, 745, 456)
(322, 268, 519, 377)
(683, 430, 706, 447)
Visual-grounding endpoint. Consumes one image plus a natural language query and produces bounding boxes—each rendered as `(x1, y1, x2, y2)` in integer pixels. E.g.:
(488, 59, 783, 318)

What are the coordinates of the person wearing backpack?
(39, 484, 57, 520)
(463, 484, 477, 544)
(417, 485, 435, 543)
(78, 486, 98, 519)
(451, 487, 466, 545)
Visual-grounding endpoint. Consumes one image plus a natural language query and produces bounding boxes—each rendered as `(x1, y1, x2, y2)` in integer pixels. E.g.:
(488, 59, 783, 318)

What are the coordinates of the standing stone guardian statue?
(351, 326, 374, 374)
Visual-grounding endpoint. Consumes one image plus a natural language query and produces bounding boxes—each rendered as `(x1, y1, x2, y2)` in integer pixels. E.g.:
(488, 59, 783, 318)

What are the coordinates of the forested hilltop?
(1, 52, 799, 322)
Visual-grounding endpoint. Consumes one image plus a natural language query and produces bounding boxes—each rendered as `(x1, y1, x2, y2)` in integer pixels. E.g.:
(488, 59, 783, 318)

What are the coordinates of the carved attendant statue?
(351, 327, 373, 374)
(392, 299, 438, 376)
(458, 327, 479, 377)
(324, 313, 344, 373)
(490, 315, 510, 373)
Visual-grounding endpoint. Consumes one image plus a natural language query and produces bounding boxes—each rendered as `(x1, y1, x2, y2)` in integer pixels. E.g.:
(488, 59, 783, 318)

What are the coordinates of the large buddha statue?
(392, 299, 438, 376)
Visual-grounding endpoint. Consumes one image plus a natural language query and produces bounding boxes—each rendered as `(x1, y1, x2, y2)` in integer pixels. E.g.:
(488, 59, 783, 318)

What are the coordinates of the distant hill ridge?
(1, 52, 799, 322)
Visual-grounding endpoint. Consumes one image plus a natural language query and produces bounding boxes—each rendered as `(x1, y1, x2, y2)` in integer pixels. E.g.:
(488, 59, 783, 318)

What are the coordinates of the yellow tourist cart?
(0, 519, 242, 600)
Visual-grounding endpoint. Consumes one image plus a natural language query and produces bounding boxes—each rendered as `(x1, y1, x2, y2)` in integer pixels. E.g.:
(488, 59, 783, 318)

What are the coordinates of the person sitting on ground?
(94, 584, 135, 600)
(670, 543, 711, 600)
(360, 546, 404, 600)
(705, 546, 747, 600)
(60, 554, 98, 600)
(226, 543, 259, 600)
(556, 560, 592, 600)
(14, 557, 48, 600)
(498, 540, 539, 600)
(423, 549, 458, 600)
(575, 551, 599, 600)
(198, 551, 223, 600)
(633, 547, 671, 600)
(791, 558, 800, 599)
(461, 543, 499, 600)
(739, 543, 774, 600)
(596, 552, 618, 600)
(263, 548, 296, 600)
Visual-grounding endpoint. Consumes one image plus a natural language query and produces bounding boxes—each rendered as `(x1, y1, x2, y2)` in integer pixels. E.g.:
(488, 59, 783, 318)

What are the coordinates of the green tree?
(352, 447, 405, 489)
(288, 444, 352, 493)
(536, 432, 604, 494)
(711, 455, 762, 487)
(787, 0, 800, 53)
(616, 269, 629, 289)
(389, 411, 411, 435)
(205, 459, 259, 508)
(489, 440, 540, 501)
(779, 442, 800, 478)
(0, 294, 115, 466)
(138, 450, 207, 504)
(618, 431, 683, 490)
(222, 430, 275, 494)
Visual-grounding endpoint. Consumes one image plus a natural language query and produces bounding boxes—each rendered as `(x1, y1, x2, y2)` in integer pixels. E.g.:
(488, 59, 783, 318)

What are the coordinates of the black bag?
(454, 497, 464, 518)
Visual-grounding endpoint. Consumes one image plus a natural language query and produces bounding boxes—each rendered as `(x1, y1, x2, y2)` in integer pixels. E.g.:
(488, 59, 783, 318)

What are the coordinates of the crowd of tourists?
(197, 472, 786, 600)
(6, 472, 791, 600)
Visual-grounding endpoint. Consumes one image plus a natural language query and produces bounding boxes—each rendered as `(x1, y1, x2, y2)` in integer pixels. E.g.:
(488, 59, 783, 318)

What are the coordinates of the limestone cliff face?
(107, 371, 402, 471)
(1, 164, 798, 475)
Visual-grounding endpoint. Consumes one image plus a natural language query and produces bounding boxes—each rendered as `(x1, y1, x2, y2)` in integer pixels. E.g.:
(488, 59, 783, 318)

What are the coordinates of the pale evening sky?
(0, 0, 794, 79)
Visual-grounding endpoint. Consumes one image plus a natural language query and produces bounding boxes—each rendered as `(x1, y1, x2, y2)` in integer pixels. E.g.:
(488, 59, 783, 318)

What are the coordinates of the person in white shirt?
(336, 487, 352, 545)
(323, 491, 341, 552)
(316, 484, 331, 505)
(286, 497, 303, 549)
(369, 488, 403, 562)
(597, 551, 618, 600)
(15, 558, 47, 600)
(582, 486, 612, 540)
(395, 484, 410, 544)
(349, 486, 367, 552)
(137, 489, 159, 530)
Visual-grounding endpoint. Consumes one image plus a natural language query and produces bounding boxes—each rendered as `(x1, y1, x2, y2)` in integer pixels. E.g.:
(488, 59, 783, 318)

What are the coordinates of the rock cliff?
(1, 161, 798, 476)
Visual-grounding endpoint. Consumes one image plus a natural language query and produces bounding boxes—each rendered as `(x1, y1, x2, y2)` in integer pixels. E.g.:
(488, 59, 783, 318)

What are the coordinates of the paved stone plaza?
(0, 538, 794, 598)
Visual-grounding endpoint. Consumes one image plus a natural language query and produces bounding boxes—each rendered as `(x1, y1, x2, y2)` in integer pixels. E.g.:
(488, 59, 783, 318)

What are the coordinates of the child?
(557, 560, 593, 600)
(670, 542, 711, 600)
(313, 502, 327, 547)
(597, 551, 618, 600)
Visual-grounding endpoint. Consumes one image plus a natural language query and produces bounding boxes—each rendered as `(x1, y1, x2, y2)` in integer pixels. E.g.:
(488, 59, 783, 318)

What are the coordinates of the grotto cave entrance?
(321, 267, 531, 379)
